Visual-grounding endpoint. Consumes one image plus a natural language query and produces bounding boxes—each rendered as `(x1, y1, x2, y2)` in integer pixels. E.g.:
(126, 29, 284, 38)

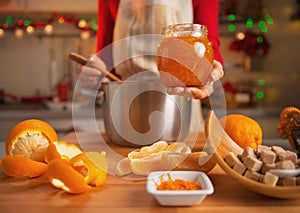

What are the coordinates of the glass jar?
(157, 23, 214, 87)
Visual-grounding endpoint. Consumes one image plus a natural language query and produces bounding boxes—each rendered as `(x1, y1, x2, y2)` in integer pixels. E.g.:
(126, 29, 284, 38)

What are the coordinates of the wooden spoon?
(205, 110, 300, 199)
(69, 52, 122, 82)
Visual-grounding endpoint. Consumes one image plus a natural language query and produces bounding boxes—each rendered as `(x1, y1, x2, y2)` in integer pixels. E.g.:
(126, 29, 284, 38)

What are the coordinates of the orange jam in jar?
(157, 23, 214, 87)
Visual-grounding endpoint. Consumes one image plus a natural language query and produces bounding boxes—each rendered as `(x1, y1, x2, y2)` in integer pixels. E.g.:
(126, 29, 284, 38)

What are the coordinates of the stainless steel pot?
(102, 75, 191, 147)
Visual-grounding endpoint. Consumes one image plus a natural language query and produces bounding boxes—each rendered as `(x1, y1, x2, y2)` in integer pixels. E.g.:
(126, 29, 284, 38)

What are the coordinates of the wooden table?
(1, 132, 300, 213)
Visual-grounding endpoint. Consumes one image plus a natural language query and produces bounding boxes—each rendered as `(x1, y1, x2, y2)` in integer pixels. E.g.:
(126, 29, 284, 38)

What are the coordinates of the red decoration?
(223, 81, 237, 94)
(229, 31, 270, 57)
(58, 16, 65, 24)
(34, 22, 47, 28)
(17, 20, 24, 26)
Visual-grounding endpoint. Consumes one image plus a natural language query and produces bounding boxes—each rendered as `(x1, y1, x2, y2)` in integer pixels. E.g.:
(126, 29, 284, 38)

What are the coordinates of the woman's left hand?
(167, 60, 224, 99)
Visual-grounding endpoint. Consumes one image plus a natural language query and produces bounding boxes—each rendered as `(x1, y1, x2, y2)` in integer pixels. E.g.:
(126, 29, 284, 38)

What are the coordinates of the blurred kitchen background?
(0, 0, 299, 141)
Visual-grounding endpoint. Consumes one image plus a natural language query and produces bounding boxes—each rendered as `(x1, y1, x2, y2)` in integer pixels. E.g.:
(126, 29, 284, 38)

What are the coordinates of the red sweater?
(97, 0, 223, 68)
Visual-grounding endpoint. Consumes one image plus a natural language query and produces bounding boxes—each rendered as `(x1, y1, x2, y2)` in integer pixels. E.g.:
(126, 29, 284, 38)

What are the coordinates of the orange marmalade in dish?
(156, 173, 201, 190)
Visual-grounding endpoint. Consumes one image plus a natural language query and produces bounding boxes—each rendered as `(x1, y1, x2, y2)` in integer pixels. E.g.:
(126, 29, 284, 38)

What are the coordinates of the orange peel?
(44, 143, 61, 163)
(0, 155, 47, 178)
(44, 140, 83, 163)
(70, 152, 108, 187)
(47, 159, 91, 194)
(5, 119, 58, 162)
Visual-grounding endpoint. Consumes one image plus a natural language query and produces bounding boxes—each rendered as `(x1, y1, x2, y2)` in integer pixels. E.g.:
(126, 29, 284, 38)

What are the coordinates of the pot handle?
(98, 90, 105, 105)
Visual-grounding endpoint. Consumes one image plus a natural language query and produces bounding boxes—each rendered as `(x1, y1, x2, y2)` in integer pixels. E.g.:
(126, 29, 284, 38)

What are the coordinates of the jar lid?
(162, 23, 208, 37)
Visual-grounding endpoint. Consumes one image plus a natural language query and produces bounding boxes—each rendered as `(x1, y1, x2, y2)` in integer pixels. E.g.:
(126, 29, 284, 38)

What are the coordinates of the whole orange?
(5, 119, 58, 162)
(220, 114, 263, 149)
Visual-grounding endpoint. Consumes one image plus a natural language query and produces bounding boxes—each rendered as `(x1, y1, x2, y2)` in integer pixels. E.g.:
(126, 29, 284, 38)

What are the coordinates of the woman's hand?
(77, 55, 110, 89)
(167, 60, 224, 99)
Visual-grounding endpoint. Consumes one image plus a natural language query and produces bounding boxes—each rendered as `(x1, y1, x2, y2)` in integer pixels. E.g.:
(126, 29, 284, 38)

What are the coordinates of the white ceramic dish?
(147, 171, 214, 206)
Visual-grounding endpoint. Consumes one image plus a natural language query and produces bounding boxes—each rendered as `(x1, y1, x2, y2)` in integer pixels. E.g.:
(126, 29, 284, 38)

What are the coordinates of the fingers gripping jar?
(157, 23, 214, 88)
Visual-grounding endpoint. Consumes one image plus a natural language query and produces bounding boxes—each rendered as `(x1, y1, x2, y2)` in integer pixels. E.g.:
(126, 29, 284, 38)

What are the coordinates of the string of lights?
(0, 13, 97, 39)
(225, 14, 274, 33)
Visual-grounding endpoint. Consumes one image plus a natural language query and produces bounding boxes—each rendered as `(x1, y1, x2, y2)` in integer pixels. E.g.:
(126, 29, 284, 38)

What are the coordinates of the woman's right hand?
(167, 60, 224, 99)
(77, 55, 110, 90)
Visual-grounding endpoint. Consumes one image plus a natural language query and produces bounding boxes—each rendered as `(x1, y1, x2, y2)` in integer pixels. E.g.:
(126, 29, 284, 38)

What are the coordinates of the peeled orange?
(5, 119, 58, 162)
(220, 114, 263, 149)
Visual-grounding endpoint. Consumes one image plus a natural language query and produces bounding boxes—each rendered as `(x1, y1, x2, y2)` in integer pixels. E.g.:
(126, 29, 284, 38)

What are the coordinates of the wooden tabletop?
(1, 132, 300, 213)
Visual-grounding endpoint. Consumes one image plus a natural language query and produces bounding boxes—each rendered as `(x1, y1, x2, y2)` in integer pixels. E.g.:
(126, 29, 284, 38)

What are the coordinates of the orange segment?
(127, 141, 169, 160)
(0, 155, 47, 178)
(70, 152, 108, 187)
(220, 114, 263, 149)
(166, 142, 191, 153)
(44, 141, 83, 163)
(5, 119, 58, 162)
(116, 141, 192, 176)
(130, 153, 165, 176)
(139, 141, 168, 155)
(115, 157, 131, 176)
(127, 150, 147, 159)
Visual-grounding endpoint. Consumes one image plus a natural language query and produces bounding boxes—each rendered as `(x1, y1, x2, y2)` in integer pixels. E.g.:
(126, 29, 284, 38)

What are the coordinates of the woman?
(80, 0, 224, 99)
